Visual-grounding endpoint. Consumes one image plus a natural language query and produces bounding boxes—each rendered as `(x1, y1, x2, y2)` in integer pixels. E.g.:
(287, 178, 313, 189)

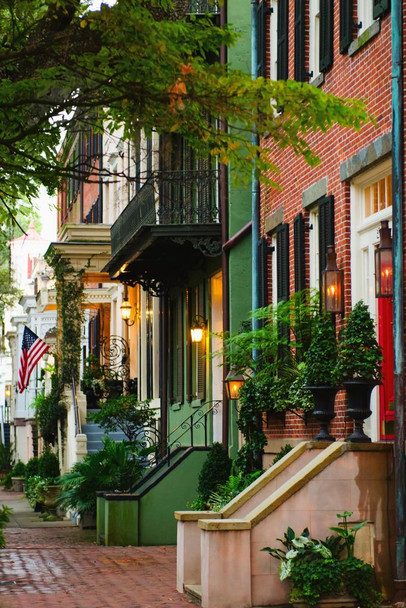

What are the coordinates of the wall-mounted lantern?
(190, 315, 207, 343)
(224, 370, 246, 400)
(321, 245, 344, 315)
(120, 285, 137, 327)
(375, 220, 393, 298)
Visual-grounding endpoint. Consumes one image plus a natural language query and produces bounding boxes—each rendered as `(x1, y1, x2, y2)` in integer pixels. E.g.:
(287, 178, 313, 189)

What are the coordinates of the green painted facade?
(227, 1, 253, 458)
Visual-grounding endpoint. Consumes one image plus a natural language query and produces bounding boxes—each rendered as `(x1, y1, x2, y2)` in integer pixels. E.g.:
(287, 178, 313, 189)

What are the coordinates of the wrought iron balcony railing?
(111, 169, 219, 258)
(188, 0, 220, 14)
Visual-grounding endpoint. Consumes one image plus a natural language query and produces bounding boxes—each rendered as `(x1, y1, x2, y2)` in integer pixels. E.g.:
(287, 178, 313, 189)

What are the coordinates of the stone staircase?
(81, 410, 127, 454)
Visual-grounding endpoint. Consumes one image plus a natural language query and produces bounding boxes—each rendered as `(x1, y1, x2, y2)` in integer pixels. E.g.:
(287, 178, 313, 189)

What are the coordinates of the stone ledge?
(198, 518, 251, 531)
(175, 511, 220, 521)
(348, 20, 381, 57)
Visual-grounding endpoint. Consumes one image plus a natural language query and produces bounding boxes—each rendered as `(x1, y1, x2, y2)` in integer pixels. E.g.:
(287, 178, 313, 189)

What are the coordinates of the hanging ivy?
(45, 249, 84, 385)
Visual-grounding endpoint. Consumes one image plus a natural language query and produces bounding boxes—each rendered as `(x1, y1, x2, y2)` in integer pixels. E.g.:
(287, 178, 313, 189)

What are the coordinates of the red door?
(378, 298, 394, 440)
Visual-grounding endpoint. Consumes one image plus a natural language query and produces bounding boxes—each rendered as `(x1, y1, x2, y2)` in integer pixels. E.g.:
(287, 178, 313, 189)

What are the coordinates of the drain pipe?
(251, 0, 260, 334)
(251, 0, 262, 470)
(220, 1, 230, 450)
(392, 0, 406, 597)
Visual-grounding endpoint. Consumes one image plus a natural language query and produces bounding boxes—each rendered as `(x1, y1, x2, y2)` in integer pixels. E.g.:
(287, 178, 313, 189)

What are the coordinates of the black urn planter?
(305, 386, 339, 442)
(343, 380, 378, 443)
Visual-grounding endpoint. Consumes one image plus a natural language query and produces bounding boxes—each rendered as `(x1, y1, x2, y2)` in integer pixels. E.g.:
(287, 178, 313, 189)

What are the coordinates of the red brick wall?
(261, 4, 394, 443)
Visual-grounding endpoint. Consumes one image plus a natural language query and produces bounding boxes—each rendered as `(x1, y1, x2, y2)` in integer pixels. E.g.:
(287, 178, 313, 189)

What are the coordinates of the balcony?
(105, 170, 221, 293)
(188, 1, 220, 14)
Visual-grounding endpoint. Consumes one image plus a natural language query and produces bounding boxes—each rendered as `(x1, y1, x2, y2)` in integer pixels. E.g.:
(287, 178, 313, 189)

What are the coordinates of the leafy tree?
(0, 0, 370, 225)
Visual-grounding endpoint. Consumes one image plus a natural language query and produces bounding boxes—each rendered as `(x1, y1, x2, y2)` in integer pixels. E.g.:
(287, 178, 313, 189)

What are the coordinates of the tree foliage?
(0, 0, 371, 224)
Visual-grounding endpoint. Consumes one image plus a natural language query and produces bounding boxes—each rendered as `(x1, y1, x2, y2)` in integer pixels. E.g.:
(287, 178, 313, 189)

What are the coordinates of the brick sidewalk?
(0, 489, 192, 608)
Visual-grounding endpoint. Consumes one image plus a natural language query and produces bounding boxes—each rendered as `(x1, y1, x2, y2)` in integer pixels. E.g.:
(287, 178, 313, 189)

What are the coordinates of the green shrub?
(33, 374, 66, 444)
(58, 438, 147, 516)
(25, 475, 49, 509)
(0, 505, 12, 548)
(88, 394, 154, 445)
(3, 460, 26, 489)
(38, 448, 60, 480)
(271, 443, 293, 466)
(197, 443, 232, 503)
(0, 444, 14, 471)
(25, 457, 39, 480)
(208, 470, 262, 511)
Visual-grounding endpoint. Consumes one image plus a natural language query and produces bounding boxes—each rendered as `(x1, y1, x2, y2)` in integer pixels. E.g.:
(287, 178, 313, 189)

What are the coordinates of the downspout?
(391, 0, 406, 595)
(251, 0, 262, 470)
(220, 1, 230, 449)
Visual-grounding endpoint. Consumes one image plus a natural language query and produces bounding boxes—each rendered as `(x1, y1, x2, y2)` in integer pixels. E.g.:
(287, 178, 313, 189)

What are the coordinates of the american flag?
(17, 327, 50, 394)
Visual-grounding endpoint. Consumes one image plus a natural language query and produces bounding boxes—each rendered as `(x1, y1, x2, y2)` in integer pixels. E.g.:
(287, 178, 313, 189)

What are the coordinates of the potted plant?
(335, 301, 383, 442)
(303, 314, 339, 442)
(81, 354, 106, 407)
(262, 512, 382, 608)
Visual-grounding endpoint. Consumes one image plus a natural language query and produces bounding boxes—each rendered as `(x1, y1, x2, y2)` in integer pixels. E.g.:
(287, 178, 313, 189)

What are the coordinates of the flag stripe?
(17, 327, 49, 393)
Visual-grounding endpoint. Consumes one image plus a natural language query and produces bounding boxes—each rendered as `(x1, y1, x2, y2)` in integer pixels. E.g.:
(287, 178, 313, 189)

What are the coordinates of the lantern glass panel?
(322, 269, 343, 314)
(375, 247, 393, 297)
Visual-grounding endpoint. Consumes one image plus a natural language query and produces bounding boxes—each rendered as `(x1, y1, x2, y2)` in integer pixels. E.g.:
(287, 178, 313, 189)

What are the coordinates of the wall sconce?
(375, 220, 393, 298)
(321, 245, 344, 314)
(190, 315, 207, 343)
(120, 285, 137, 327)
(224, 370, 246, 400)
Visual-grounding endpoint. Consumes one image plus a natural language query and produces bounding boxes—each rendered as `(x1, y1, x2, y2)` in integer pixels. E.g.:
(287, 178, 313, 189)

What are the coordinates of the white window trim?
(269, 0, 278, 81)
(309, 206, 319, 291)
(309, 0, 320, 80)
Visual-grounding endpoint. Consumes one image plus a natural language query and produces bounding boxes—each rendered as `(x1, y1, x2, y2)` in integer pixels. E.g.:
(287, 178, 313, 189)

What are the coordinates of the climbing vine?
(45, 249, 84, 385)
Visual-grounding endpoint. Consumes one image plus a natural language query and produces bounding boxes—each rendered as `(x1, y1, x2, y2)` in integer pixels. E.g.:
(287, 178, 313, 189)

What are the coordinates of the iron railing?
(111, 169, 219, 258)
(133, 400, 221, 471)
(188, 0, 220, 13)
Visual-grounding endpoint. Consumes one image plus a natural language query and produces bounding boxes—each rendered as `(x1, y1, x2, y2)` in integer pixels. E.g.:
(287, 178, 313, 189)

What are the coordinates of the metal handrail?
(133, 399, 221, 470)
(71, 377, 82, 436)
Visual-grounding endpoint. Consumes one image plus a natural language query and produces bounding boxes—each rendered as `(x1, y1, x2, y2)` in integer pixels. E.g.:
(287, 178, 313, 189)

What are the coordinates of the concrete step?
(184, 585, 202, 606)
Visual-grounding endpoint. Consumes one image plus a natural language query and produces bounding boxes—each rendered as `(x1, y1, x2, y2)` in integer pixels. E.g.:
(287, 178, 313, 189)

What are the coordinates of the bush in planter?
(25, 475, 49, 510)
(38, 447, 60, 480)
(33, 375, 66, 445)
(262, 512, 382, 608)
(25, 457, 39, 480)
(3, 460, 26, 490)
(335, 301, 383, 383)
(303, 314, 338, 387)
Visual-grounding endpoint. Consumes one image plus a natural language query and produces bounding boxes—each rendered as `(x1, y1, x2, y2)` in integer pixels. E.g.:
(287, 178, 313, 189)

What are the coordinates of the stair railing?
(134, 400, 221, 469)
(71, 377, 82, 436)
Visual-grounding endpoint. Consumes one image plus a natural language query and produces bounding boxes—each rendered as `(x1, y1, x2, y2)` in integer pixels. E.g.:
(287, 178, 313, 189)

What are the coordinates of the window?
(170, 294, 184, 404)
(145, 292, 153, 399)
(294, 213, 306, 291)
(269, 0, 278, 80)
(364, 174, 392, 218)
(309, 206, 319, 290)
(309, 0, 320, 79)
(257, 0, 268, 77)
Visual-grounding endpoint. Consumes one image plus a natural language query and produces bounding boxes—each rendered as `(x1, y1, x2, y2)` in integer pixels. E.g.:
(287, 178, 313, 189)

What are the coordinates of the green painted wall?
(227, 0, 253, 458)
(139, 448, 209, 545)
(97, 448, 210, 546)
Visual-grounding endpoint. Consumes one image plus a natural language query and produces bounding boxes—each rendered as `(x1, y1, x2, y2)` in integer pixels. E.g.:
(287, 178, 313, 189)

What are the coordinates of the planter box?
(43, 485, 61, 511)
(97, 492, 139, 546)
(11, 477, 25, 492)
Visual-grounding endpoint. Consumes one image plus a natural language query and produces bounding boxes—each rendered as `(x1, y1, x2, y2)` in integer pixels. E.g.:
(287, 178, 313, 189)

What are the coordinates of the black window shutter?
(277, 0, 289, 80)
(318, 195, 335, 281)
(340, 0, 353, 53)
(320, 0, 334, 72)
(175, 294, 184, 404)
(257, 1, 267, 77)
(196, 285, 206, 401)
(258, 237, 270, 308)
(294, 213, 306, 292)
(373, 0, 390, 19)
(276, 223, 290, 302)
(294, 0, 306, 82)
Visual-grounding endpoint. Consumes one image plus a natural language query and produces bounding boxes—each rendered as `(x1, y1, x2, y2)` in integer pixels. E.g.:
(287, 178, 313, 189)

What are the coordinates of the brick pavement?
(0, 488, 193, 608)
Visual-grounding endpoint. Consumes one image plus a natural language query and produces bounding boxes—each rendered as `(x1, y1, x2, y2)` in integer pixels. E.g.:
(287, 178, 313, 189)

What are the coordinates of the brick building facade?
(259, 0, 394, 446)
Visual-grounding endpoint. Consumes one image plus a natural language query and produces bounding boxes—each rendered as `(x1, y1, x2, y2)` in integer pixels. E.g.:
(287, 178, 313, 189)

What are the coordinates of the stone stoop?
(184, 585, 202, 606)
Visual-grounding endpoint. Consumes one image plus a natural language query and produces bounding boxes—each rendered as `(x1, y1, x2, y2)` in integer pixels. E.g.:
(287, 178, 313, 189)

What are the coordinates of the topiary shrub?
(25, 457, 39, 480)
(3, 460, 26, 489)
(38, 448, 60, 480)
(197, 442, 232, 503)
